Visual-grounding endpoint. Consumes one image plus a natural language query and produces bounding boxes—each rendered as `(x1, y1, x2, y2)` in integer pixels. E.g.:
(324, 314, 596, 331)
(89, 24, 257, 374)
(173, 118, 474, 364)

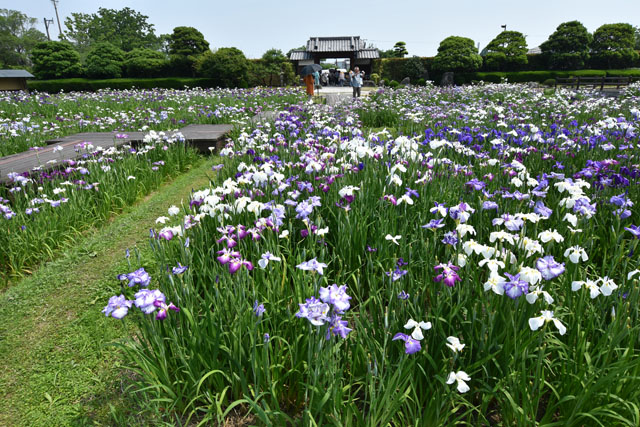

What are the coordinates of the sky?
(12, 0, 640, 58)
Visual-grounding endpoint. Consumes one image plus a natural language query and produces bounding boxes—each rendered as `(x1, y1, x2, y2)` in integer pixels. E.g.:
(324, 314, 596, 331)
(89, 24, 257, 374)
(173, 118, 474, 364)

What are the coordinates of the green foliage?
(124, 48, 168, 78)
(247, 49, 295, 86)
(380, 57, 432, 82)
(432, 36, 483, 72)
(31, 41, 83, 80)
(27, 77, 220, 92)
(483, 31, 528, 71)
(540, 21, 592, 70)
(0, 8, 47, 68)
(168, 26, 209, 76)
(370, 73, 380, 84)
(590, 23, 639, 69)
(197, 47, 249, 88)
(393, 41, 408, 58)
(64, 7, 160, 55)
(85, 42, 125, 79)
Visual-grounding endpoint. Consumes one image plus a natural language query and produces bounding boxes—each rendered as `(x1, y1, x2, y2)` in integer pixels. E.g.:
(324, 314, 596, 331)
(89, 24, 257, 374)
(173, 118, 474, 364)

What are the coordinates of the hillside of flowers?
(102, 83, 640, 425)
(0, 87, 304, 157)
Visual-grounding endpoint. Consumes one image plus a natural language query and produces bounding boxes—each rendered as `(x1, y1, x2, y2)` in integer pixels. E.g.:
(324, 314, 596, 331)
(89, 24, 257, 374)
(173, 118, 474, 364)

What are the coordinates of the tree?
(85, 42, 124, 79)
(198, 47, 249, 88)
(635, 26, 640, 50)
(590, 23, 639, 69)
(483, 30, 528, 71)
(249, 48, 295, 86)
(432, 36, 483, 72)
(64, 7, 160, 55)
(393, 41, 408, 58)
(540, 21, 591, 70)
(379, 49, 396, 59)
(31, 41, 82, 79)
(168, 26, 209, 76)
(124, 48, 168, 77)
(0, 9, 47, 68)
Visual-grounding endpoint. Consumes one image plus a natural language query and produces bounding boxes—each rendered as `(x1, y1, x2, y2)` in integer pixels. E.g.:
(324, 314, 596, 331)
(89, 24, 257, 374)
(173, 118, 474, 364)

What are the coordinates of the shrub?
(85, 42, 125, 79)
(540, 21, 591, 70)
(389, 80, 400, 88)
(31, 41, 83, 79)
(543, 78, 556, 86)
(483, 31, 528, 71)
(370, 73, 380, 84)
(197, 47, 249, 88)
(590, 23, 639, 69)
(168, 26, 209, 76)
(432, 36, 483, 72)
(124, 48, 168, 78)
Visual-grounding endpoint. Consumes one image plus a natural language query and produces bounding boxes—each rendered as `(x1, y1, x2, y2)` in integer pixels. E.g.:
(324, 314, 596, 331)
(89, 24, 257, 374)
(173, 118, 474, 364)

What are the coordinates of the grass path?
(0, 158, 216, 426)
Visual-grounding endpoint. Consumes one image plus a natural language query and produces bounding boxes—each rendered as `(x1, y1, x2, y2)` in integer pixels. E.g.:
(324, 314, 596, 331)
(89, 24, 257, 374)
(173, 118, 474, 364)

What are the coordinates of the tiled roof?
(0, 70, 34, 78)
(356, 49, 380, 59)
(306, 36, 366, 52)
(289, 50, 313, 60)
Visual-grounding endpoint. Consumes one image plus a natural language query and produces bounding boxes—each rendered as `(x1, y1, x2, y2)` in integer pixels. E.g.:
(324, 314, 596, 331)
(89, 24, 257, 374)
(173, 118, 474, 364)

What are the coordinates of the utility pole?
(51, 0, 64, 39)
(43, 18, 54, 41)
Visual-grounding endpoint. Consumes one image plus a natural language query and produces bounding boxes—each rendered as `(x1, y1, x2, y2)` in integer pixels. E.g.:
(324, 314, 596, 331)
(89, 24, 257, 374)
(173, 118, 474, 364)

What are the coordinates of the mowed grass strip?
(0, 158, 216, 426)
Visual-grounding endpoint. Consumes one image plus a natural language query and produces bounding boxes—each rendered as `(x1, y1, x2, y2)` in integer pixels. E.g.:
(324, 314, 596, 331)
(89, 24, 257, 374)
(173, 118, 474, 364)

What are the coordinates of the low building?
(0, 70, 34, 91)
(290, 36, 380, 75)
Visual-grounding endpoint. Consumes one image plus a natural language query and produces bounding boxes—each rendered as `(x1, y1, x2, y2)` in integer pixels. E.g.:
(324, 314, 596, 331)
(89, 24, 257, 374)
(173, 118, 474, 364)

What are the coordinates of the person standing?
(338, 70, 345, 87)
(313, 70, 320, 91)
(351, 66, 363, 98)
(304, 73, 314, 96)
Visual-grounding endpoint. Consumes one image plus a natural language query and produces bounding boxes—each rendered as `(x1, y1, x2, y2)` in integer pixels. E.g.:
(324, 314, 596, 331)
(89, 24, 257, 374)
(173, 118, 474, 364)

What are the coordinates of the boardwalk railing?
(554, 76, 639, 90)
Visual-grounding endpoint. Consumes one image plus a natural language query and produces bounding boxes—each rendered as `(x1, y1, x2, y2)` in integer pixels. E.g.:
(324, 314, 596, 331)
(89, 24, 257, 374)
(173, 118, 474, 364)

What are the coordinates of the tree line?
(1, 7, 639, 84)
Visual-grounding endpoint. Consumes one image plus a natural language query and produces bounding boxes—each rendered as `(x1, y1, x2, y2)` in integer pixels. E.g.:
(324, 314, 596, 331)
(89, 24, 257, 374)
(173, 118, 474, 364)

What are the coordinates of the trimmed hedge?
(28, 77, 219, 93)
(454, 69, 639, 85)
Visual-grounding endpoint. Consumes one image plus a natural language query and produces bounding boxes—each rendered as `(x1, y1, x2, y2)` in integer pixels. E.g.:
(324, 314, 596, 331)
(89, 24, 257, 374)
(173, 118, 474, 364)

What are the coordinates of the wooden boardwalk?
(0, 124, 233, 184)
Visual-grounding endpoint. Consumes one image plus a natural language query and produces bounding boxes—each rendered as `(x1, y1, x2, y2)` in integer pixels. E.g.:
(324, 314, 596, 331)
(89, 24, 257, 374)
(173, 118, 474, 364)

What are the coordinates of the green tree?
(540, 21, 591, 70)
(393, 41, 408, 58)
(635, 26, 640, 50)
(85, 42, 124, 79)
(124, 48, 168, 77)
(64, 7, 159, 55)
(483, 30, 528, 71)
(198, 47, 249, 88)
(379, 49, 396, 59)
(0, 9, 47, 68)
(253, 48, 295, 86)
(591, 23, 639, 69)
(168, 26, 209, 76)
(31, 41, 82, 79)
(432, 36, 483, 72)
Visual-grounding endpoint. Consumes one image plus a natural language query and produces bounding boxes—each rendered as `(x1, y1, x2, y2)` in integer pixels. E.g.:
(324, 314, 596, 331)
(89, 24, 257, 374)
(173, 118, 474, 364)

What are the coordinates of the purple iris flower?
(503, 273, 528, 299)
(172, 263, 188, 275)
(326, 314, 352, 340)
(422, 218, 445, 230)
(535, 256, 565, 280)
(296, 258, 328, 275)
(386, 268, 408, 281)
(118, 268, 151, 287)
(405, 187, 419, 198)
(134, 289, 165, 314)
(253, 300, 265, 317)
(295, 296, 330, 326)
(482, 201, 499, 210)
(319, 284, 351, 312)
(625, 225, 640, 239)
(434, 262, 461, 287)
(154, 300, 180, 320)
(398, 290, 410, 300)
(392, 333, 421, 354)
(441, 231, 458, 246)
(465, 178, 486, 191)
(102, 294, 132, 319)
(533, 201, 553, 219)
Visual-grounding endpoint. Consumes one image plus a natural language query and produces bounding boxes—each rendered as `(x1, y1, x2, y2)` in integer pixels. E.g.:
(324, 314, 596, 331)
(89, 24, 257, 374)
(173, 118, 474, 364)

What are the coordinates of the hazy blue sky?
(15, 0, 640, 58)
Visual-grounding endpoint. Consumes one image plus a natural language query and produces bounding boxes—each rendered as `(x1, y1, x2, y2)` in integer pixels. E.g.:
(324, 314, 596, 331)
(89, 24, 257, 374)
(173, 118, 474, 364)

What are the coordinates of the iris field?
(4, 82, 640, 425)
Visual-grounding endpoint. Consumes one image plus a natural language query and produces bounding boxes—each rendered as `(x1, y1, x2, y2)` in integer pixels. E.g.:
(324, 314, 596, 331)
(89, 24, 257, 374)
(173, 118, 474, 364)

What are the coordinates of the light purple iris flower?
(102, 294, 132, 319)
(134, 289, 165, 314)
(326, 314, 352, 340)
(503, 273, 529, 299)
(154, 300, 179, 320)
(118, 268, 151, 287)
(535, 256, 565, 280)
(295, 296, 330, 326)
(296, 258, 328, 275)
(392, 333, 421, 354)
(172, 263, 188, 275)
(319, 284, 351, 312)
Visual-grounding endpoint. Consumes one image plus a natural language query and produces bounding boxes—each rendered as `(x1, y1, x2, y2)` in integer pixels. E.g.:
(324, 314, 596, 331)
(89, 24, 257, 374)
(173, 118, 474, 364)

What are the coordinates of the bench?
(554, 76, 638, 90)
